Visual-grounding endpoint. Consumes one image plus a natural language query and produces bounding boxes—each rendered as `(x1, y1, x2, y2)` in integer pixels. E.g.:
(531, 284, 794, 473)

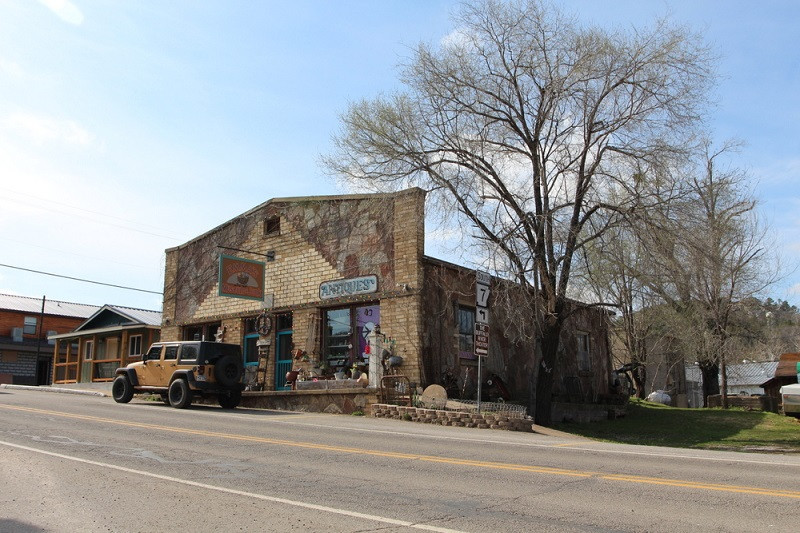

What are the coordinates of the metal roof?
(102, 305, 162, 326)
(75, 304, 162, 331)
(684, 362, 779, 387)
(0, 293, 99, 318)
(724, 362, 779, 387)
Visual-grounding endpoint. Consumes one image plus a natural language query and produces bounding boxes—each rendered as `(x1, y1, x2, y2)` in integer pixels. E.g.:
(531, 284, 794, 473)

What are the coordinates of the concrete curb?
(0, 383, 107, 397)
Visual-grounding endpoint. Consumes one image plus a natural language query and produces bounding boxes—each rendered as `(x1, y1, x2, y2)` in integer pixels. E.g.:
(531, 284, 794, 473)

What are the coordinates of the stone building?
(161, 188, 612, 417)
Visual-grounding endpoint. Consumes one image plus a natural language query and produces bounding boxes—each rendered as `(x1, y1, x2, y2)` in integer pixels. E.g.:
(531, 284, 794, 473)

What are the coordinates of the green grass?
(554, 400, 800, 453)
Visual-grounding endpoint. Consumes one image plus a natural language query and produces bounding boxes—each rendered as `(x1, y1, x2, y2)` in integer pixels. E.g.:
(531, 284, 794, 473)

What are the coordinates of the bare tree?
(323, 0, 714, 425)
(635, 141, 778, 407)
(580, 222, 659, 398)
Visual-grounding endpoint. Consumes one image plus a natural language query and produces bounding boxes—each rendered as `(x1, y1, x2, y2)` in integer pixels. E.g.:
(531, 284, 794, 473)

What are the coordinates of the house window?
(264, 216, 280, 236)
(128, 335, 142, 356)
(23, 317, 37, 335)
(83, 341, 94, 361)
(457, 306, 475, 360)
(323, 304, 379, 374)
(577, 332, 591, 372)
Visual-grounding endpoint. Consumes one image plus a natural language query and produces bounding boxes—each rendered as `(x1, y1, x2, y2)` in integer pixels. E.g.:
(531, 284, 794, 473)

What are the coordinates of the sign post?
(475, 271, 490, 413)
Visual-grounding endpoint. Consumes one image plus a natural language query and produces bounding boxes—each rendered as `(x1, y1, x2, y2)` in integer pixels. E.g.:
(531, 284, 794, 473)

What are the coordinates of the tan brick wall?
(392, 188, 425, 290)
(161, 189, 429, 384)
(379, 294, 424, 385)
(162, 250, 178, 330)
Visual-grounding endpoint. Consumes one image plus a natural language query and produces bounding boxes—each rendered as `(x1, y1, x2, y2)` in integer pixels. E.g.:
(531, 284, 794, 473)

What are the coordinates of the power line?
(0, 188, 189, 241)
(0, 263, 163, 295)
(0, 236, 153, 270)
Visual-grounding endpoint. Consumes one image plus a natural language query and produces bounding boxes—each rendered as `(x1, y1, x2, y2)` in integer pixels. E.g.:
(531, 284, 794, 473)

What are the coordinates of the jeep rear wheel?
(112, 375, 134, 403)
(214, 354, 243, 388)
(168, 379, 192, 409)
(218, 390, 242, 409)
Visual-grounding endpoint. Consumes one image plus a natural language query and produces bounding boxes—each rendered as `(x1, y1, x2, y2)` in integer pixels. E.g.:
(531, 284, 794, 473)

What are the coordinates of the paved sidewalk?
(0, 383, 108, 397)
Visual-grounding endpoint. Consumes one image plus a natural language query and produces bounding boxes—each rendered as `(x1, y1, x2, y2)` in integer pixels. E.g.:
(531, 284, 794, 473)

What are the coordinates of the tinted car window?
(180, 344, 199, 363)
(164, 345, 179, 360)
(199, 342, 240, 363)
(145, 345, 162, 361)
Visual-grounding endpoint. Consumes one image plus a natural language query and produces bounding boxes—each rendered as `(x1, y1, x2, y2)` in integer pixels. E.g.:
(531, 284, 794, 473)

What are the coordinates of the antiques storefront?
(159, 189, 427, 411)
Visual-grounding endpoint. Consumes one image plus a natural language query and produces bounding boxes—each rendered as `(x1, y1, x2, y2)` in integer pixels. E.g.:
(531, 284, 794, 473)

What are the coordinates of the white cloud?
(0, 58, 24, 80)
(752, 157, 800, 186)
(440, 27, 472, 51)
(787, 283, 800, 298)
(38, 0, 84, 26)
(4, 112, 94, 147)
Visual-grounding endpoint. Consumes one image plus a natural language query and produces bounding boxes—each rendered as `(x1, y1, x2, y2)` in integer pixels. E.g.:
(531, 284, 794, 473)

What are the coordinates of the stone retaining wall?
(371, 403, 534, 432)
(240, 389, 379, 414)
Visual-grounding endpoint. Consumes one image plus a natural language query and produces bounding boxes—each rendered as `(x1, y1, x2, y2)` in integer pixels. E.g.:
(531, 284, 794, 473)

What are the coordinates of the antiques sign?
(218, 255, 265, 301)
(320, 275, 378, 300)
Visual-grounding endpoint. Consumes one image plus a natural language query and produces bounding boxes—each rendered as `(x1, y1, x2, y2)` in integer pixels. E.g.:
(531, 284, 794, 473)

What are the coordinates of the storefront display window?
(323, 304, 379, 374)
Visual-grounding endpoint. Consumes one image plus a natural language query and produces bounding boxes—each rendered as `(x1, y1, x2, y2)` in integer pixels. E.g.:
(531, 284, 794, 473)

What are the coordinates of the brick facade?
(0, 306, 89, 385)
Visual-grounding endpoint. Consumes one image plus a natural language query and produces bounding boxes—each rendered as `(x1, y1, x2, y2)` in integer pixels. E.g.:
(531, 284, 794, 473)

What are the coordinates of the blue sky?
(0, 0, 798, 311)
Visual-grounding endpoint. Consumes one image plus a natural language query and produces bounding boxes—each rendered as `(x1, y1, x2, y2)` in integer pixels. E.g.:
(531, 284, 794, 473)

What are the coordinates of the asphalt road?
(1, 387, 799, 532)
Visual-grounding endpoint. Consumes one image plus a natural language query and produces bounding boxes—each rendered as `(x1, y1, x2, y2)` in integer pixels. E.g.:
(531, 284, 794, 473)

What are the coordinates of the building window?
(83, 341, 94, 361)
(577, 332, 591, 372)
(323, 304, 379, 374)
(264, 216, 280, 236)
(23, 317, 37, 335)
(184, 322, 221, 342)
(128, 335, 142, 356)
(457, 306, 475, 359)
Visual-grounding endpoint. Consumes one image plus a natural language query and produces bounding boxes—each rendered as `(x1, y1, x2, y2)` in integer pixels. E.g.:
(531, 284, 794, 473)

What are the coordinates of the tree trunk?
(699, 361, 720, 407)
(632, 365, 647, 400)
(533, 321, 563, 426)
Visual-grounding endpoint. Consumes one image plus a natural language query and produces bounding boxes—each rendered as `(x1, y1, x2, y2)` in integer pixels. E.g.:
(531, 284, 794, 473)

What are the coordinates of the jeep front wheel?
(218, 390, 242, 409)
(112, 375, 134, 403)
(168, 379, 192, 409)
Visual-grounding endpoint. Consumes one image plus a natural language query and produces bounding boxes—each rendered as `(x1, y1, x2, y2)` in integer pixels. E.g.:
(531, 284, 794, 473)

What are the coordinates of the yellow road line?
(3, 404, 799, 500)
